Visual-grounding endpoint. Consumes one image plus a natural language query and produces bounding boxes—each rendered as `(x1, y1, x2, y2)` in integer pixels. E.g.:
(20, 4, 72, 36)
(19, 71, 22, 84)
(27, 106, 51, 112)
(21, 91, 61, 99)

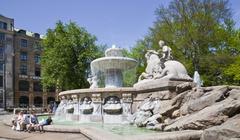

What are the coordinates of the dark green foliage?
(129, 0, 240, 86)
(41, 21, 104, 90)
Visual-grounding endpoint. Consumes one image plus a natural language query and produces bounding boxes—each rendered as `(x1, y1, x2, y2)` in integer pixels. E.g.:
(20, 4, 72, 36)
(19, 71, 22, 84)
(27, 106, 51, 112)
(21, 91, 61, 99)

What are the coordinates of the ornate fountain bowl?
(91, 57, 137, 71)
(103, 96, 123, 115)
(105, 46, 123, 57)
(91, 46, 137, 88)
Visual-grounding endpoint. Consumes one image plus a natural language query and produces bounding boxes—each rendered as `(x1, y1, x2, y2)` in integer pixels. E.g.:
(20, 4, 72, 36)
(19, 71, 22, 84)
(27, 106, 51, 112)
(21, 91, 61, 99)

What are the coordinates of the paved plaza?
(0, 114, 89, 140)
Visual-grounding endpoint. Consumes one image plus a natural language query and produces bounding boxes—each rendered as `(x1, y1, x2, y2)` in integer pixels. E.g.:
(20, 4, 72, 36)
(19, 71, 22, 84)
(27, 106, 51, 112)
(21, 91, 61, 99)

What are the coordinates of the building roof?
(14, 28, 44, 39)
(0, 14, 14, 20)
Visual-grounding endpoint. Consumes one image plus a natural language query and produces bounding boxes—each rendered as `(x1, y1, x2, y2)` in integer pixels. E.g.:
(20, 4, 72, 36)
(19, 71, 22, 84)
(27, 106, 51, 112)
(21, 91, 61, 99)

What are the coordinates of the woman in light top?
(16, 111, 25, 131)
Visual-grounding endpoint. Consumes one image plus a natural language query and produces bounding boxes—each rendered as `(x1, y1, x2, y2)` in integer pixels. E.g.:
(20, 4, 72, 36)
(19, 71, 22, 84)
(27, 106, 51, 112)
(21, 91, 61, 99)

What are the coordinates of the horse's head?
(146, 50, 159, 60)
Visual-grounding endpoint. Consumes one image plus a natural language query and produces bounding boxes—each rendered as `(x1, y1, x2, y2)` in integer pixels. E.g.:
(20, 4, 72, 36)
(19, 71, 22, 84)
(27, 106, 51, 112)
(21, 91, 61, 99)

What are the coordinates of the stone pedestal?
(133, 79, 193, 104)
(135, 78, 191, 91)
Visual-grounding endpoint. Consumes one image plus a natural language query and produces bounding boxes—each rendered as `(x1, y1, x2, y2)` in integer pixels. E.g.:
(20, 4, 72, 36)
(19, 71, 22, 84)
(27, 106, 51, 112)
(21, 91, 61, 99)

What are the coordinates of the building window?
(20, 39, 27, 48)
(0, 90, 3, 108)
(34, 54, 40, 64)
(0, 75, 3, 87)
(34, 96, 42, 107)
(0, 63, 3, 71)
(33, 82, 42, 92)
(19, 80, 29, 91)
(0, 33, 5, 41)
(0, 47, 4, 59)
(34, 33, 40, 38)
(20, 52, 27, 61)
(0, 21, 7, 30)
(35, 67, 41, 77)
(19, 96, 29, 108)
(33, 42, 41, 51)
(20, 64, 27, 75)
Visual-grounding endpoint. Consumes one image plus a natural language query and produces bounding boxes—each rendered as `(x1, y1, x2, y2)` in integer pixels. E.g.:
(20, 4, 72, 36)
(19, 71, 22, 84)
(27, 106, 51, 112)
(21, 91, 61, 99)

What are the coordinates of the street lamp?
(0, 52, 6, 110)
(1, 36, 7, 111)
(2, 54, 6, 111)
(0, 38, 6, 110)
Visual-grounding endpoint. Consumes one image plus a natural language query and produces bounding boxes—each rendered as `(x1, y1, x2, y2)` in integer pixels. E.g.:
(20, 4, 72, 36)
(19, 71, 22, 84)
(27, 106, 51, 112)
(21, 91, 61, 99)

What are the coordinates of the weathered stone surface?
(132, 97, 162, 127)
(134, 93, 152, 101)
(176, 82, 194, 93)
(159, 91, 188, 117)
(134, 79, 187, 94)
(179, 88, 205, 116)
(180, 86, 229, 115)
(150, 90, 175, 100)
(146, 123, 165, 131)
(133, 85, 240, 138)
(152, 99, 161, 114)
(139, 98, 157, 111)
(172, 109, 180, 118)
(143, 114, 163, 125)
(153, 100, 172, 116)
(134, 111, 152, 127)
(164, 98, 240, 131)
(201, 114, 240, 140)
(229, 89, 240, 100)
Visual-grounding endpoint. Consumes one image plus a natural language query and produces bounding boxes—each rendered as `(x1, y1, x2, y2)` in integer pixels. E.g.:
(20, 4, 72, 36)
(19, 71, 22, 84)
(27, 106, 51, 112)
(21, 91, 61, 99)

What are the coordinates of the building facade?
(0, 14, 56, 109)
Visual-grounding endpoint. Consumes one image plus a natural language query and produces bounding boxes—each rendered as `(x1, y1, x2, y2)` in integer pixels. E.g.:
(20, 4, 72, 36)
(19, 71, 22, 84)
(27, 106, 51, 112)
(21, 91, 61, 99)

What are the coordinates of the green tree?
(224, 56, 240, 85)
(224, 29, 240, 85)
(41, 21, 104, 90)
(121, 38, 152, 86)
(127, 37, 153, 78)
(121, 49, 138, 86)
(129, 0, 240, 86)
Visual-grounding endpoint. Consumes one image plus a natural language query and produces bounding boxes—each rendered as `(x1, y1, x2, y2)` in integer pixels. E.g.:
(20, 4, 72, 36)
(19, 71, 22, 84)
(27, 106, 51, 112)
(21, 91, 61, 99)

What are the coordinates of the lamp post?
(3, 63, 6, 110)
(0, 38, 6, 110)
(2, 33, 7, 111)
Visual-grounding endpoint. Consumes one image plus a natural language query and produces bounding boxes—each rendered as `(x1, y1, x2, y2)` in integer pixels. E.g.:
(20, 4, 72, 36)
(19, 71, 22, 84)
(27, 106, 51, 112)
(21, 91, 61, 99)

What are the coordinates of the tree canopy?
(128, 0, 240, 86)
(41, 21, 104, 90)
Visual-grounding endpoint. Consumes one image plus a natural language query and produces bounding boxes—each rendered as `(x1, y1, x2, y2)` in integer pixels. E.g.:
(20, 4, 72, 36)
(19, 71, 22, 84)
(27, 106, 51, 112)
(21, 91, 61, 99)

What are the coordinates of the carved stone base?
(134, 79, 194, 101)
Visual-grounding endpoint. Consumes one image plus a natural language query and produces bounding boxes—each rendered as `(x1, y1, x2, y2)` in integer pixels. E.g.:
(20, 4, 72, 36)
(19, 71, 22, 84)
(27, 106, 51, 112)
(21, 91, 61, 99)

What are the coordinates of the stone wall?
(131, 84, 240, 140)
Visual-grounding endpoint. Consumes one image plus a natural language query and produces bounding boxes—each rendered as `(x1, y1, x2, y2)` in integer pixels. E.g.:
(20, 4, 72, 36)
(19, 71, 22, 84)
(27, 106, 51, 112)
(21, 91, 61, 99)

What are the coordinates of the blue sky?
(0, 0, 239, 49)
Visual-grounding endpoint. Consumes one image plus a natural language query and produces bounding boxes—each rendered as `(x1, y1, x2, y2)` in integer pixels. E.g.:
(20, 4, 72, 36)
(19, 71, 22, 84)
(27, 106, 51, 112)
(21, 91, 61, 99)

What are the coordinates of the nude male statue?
(159, 40, 172, 61)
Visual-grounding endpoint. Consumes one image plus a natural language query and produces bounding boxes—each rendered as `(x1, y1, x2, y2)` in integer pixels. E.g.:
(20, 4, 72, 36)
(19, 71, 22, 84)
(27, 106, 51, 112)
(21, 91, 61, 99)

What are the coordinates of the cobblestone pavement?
(0, 114, 89, 140)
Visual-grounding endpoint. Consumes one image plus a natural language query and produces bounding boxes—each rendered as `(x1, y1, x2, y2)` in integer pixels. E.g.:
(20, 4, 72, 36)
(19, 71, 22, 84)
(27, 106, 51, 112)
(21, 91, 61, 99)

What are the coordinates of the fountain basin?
(59, 87, 136, 96)
(57, 87, 135, 123)
(57, 80, 193, 119)
(91, 57, 137, 71)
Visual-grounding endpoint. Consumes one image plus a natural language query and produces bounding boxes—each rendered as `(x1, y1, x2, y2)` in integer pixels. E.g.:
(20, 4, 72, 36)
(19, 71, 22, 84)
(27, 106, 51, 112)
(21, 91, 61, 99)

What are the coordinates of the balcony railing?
(18, 74, 41, 80)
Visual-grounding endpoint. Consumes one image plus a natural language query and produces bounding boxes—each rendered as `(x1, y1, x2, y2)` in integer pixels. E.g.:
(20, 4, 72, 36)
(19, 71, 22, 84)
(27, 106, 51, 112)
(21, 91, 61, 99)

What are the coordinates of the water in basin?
(38, 115, 156, 136)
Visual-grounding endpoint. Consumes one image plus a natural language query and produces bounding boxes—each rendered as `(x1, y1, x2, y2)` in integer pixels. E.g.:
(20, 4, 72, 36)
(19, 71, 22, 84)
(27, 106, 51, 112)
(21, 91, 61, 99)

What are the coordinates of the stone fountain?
(46, 41, 240, 140)
(55, 45, 137, 123)
(55, 41, 194, 124)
